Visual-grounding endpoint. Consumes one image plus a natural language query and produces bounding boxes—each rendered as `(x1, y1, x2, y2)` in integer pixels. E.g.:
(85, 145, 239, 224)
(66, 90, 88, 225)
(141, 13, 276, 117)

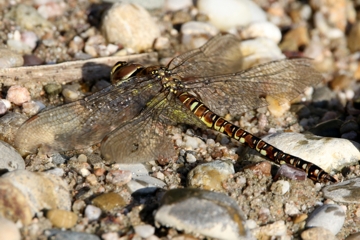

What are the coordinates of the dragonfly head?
(111, 61, 144, 84)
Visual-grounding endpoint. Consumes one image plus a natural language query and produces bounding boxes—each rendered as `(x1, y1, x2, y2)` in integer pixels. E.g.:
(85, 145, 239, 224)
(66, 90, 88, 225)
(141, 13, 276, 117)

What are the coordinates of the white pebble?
(197, 0, 266, 31)
(185, 153, 197, 163)
(84, 205, 102, 221)
(0, 217, 21, 240)
(80, 168, 91, 177)
(165, 0, 192, 11)
(241, 22, 282, 44)
(134, 224, 155, 238)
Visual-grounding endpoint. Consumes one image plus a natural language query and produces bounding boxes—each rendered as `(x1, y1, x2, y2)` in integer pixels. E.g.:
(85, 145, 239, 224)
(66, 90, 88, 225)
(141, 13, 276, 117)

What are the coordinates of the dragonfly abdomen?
(178, 92, 336, 183)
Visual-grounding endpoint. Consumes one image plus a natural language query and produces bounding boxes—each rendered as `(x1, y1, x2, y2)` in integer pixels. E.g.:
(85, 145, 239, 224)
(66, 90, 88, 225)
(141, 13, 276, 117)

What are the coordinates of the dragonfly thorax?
(155, 68, 184, 93)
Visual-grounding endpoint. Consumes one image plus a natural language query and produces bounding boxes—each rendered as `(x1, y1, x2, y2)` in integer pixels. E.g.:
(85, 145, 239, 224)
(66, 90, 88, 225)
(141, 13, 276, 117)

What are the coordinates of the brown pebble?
(244, 161, 272, 177)
(46, 209, 78, 228)
(94, 167, 106, 176)
(293, 213, 308, 224)
(92, 192, 127, 211)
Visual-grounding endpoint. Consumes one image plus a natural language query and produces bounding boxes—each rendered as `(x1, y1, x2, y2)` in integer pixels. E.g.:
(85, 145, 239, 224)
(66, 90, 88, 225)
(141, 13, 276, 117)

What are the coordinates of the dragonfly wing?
(184, 58, 323, 116)
(15, 77, 162, 155)
(101, 94, 176, 163)
(169, 34, 243, 77)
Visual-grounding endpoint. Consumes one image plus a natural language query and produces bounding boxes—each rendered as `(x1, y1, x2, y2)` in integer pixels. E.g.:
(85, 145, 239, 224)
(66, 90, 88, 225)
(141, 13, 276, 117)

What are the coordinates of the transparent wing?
(183, 58, 323, 116)
(168, 34, 243, 77)
(15, 76, 163, 155)
(100, 93, 175, 163)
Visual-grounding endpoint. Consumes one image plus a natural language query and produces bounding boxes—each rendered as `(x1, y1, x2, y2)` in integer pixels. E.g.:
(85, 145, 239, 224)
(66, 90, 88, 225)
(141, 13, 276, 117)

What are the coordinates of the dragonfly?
(14, 34, 336, 183)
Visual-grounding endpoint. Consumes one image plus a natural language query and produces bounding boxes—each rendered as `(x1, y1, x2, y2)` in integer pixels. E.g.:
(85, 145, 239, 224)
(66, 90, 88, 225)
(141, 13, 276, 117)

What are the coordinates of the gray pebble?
(305, 204, 345, 235)
(155, 188, 252, 240)
(301, 227, 337, 240)
(0, 140, 25, 171)
(51, 153, 68, 165)
(44, 230, 100, 240)
(323, 178, 360, 203)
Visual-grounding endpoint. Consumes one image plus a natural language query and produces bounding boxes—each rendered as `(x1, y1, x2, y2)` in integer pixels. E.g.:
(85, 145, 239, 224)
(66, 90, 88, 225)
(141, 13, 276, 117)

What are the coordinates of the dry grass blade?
(0, 53, 158, 87)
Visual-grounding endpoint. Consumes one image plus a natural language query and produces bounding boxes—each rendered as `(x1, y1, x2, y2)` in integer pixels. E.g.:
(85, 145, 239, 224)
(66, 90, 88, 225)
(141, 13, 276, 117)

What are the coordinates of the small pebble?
(181, 21, 219, 49)
(11, 4, 52, 31)
(0, 100, 7, 115)
(45, 230, 100, 240)
(185, 152, 197, 163)
(22, 101, 44, 116)
(134, 224, 155, 238)
(0, 48, 24, 68)
(84, 205, 102, 221)
(301, 227, 337, 240)
(305, 204, 345, 235)
(292, 213, 308, 224)
(239, 38, 285, 69)
(270, 180, 290, 195)
(86, 174, 98, 186)
(0, 217, 21, 240)
(165, 0, 192, 11)
(46, 209, 78, 229)
(155, 188, 251, 240)
(284, 202, 300, 216)
(106, 170, 132, 186)
(187, 160, 234, 191)
(197, 0, 266, 31)
(92, 192, 127, 212)
(240, 21, 282, 44)
(126, 175, 166, 194)
(101, 3, 160, 52)
(275, 164, 307, 181)
(252, 221, 288, 239)
(244, 161, 272, 177)
(6, 86, 31, 105)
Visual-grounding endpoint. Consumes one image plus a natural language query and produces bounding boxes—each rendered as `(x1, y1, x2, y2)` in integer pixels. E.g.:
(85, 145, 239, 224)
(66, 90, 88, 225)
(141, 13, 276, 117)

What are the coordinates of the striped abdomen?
(178, 92, 336, 183)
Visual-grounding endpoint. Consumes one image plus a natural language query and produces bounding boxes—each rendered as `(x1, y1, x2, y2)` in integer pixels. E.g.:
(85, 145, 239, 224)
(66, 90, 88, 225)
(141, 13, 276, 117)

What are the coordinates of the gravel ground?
(0, 0, 360, 239)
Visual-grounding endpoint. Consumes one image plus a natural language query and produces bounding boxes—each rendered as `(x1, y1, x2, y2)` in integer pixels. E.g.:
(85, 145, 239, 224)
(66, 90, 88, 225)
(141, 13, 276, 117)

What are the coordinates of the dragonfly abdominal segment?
(178, 92, 336, 183)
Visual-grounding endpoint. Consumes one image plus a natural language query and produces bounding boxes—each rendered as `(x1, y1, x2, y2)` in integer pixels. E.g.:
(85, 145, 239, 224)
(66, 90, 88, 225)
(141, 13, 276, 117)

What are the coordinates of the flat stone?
(305, 204, 345, 235)
(247, 132, 360, 173)
(322, 177, 360, 203)
(155, 188, 251, 240)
